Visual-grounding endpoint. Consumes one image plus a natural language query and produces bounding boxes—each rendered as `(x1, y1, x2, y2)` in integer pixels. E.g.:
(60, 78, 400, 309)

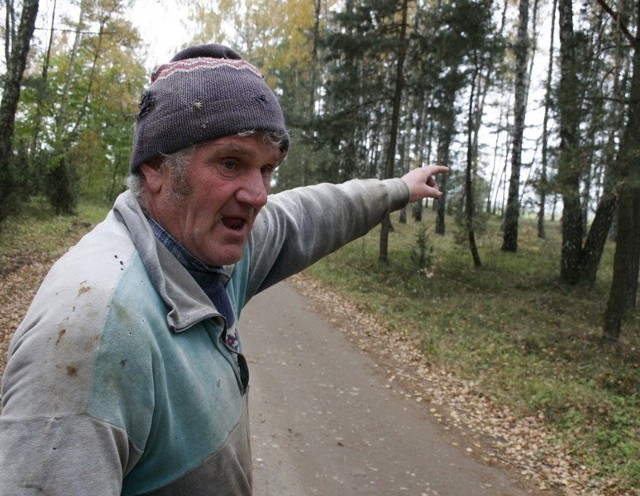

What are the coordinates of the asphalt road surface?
(240, 281, 541, 496)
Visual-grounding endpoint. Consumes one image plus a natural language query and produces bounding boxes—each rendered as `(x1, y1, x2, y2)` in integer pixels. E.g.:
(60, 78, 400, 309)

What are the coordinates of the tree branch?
(595, 0, 636, 45)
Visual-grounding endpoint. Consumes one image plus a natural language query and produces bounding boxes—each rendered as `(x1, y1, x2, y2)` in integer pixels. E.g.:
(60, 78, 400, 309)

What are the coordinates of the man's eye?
(261, 165, 274, 177)
(217, 160, 241, 177)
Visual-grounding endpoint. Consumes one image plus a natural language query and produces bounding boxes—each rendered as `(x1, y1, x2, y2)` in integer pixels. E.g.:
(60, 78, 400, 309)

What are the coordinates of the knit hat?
(130, 43, 289, 173)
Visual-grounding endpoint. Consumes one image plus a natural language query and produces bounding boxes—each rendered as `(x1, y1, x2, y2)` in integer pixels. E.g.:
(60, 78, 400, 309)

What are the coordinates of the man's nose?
(237, 170, 268, 207)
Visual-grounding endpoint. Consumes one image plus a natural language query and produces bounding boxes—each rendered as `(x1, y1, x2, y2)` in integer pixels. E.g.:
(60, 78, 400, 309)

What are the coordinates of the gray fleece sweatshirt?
(0, 178, 409, 495)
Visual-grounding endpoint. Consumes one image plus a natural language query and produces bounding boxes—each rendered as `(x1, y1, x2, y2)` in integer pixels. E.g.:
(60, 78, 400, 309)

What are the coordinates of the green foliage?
(45, 152, 77, 214)
(13, 0, 147, 211)
(446, 170, 490, 244)
(0, 147, 31, 224)
(317, 0, 410, 183)
(410, 221, 434, 272)
(306, 210, 639, 493)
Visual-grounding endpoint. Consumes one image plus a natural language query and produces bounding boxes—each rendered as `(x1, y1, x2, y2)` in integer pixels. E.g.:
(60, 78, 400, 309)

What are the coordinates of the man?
(0, 44, 447, 495)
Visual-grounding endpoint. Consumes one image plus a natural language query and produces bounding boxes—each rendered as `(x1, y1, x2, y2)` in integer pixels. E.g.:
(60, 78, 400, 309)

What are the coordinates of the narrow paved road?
(240, 281, 541, 496)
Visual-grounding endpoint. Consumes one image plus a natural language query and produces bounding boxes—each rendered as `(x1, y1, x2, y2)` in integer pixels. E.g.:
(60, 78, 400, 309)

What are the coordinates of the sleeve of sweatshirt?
(246, 177, 410, 297)
(0, 229, 149, 496)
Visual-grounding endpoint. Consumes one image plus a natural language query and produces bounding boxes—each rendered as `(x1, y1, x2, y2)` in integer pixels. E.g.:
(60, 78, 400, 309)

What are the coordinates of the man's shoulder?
(13, 213, 155, 355)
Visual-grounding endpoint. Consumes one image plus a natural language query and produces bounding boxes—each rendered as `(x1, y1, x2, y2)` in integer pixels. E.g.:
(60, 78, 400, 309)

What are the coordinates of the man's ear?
(139, 159, 165, 194)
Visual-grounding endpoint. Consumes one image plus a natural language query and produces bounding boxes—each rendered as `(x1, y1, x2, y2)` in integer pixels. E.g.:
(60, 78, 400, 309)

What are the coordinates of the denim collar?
(145, 213, 225, 276)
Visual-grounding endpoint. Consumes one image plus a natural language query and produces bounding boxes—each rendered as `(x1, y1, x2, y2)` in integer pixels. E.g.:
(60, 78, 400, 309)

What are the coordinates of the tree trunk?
(578, 0, 627, 285)
(557, 0, 584, 285)
(4, 0, 16, 62)
(379, 0, 409, 263)
(487, 101, 507, 215)
(29, 0, 56, 186)
(433, 77, 457, 236)
(465, 61, 482, 268)
(604, 188, 640, 340)
(538, 0, 557, 239)
(580, 186, 617, 285)
(304, 0, 323, 186)
(46, 0, 94, 214)
(435, 116, 453, 236)
(502, 0, 530, 252)
(603, 0, 640, 341)
(0, 0, 39, 223)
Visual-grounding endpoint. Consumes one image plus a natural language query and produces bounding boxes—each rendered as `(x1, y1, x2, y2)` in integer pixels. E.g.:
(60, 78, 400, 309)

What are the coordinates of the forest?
(0, 0, 638, 341)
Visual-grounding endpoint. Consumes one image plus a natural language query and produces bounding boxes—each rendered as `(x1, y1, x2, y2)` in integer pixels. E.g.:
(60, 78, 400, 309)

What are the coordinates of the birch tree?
(502, 0, 530, 252)
(537, 0, 557, 240)
(557, 0, 584, 284)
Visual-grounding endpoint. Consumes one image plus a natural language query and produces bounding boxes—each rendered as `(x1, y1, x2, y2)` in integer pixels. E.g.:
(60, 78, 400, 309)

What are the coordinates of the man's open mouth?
(222, 217, 246, 231)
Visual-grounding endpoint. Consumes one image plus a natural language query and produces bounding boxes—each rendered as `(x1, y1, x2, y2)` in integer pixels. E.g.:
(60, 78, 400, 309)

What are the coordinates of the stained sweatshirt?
(0, 178, 409, 495)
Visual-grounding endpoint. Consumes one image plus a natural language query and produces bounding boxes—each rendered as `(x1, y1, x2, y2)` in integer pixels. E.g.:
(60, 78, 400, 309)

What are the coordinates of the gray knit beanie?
(130, 43, 289, 173)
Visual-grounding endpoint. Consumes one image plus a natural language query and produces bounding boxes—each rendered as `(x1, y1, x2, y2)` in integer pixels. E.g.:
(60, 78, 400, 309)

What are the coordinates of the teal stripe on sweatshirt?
(85, 255, 247, 494)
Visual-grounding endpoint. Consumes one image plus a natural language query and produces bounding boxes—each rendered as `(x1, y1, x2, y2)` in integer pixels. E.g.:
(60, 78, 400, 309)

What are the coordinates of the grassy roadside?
(1, 203, 638, 493)
(0, 199, 107, 267)
(304, 211, 639, 495)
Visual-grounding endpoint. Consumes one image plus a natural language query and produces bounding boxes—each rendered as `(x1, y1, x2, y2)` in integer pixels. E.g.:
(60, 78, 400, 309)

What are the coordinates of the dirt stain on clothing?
(77, 285, 91, 297)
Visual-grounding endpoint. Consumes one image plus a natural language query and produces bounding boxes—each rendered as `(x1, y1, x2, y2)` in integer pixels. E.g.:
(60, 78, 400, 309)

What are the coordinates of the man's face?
(141, 134, 284, 266)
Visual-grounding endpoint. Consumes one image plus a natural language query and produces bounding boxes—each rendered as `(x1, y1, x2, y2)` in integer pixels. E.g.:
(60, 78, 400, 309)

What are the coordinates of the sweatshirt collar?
(114, 191, 227, 332)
